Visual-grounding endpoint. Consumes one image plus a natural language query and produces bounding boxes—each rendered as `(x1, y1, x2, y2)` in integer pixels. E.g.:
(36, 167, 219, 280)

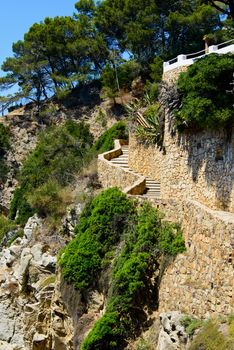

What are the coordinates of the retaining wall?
(129, 120, 234, 213)
(158, 199, 234, 318)
(97, 140, 146, 195)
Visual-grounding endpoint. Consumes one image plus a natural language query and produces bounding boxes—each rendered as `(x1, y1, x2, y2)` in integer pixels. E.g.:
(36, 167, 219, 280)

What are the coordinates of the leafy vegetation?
(189, 320, 234, 350)
(81, 202, 185, 349)
(59, 188, 135, 290)
(60, 191, 185, 349)
(9, 121, 93, 225)
(0, 215, 17, 243)
(91, 121, 128, 155)
(7, 229, 24, 247)
(135, 104, 162, 146)
(27, 180, 72, 221)
(0, 124, 10, 184)
(176, 54, 234, 130)
(0, 0, 229, 111)
(101, 60, 141, 100)
(181, 315, 205, 335)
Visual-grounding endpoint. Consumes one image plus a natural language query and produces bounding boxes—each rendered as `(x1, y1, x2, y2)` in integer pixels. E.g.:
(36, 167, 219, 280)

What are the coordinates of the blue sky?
(0, 0, 76, 73)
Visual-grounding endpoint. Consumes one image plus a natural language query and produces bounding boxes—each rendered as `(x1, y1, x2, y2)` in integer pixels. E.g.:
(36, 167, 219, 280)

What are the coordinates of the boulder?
(156, 312, 189, 350)
(24, 215, 41, 240)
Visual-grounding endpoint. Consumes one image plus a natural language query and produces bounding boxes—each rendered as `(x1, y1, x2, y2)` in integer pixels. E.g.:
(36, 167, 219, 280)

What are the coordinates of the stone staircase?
(110, 145, 161, 198)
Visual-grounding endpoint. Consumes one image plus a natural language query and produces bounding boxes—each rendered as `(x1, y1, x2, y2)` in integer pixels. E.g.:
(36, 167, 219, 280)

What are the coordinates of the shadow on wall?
(176, 127, 234, 211)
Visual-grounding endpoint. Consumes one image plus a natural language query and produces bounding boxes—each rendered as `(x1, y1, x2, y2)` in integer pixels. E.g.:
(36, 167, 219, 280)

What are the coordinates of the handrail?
(164, 39, 234, 72)
(186, 49, 205, 58)
(167, 57, 178, 65)
(217, 38, 234, 48)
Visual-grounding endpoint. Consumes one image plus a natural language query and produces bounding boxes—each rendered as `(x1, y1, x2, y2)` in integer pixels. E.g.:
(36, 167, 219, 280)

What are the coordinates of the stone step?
(111, 159, 128, 163)
(111, 160, 128, 163)
(111, 162, 129, 166)
(146, 186, 160, 190)
(108, 144, 161, 198)
(147, 190, 160, 193)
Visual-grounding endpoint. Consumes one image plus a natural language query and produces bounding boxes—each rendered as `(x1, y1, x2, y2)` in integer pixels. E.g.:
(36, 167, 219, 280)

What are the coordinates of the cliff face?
(0, 78, 233, 349)
(0, 95, 128, 349)
(0, 214, 73, 350)
(0, 95, 120, 211)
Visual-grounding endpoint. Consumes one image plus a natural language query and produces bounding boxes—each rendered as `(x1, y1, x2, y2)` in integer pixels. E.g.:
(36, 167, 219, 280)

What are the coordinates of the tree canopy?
(176, 53, 234, 129)
(0, 0, 232, 108)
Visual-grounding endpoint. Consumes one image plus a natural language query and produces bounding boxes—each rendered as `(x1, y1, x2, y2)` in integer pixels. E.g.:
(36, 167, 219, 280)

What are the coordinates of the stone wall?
(128, 134, 163, 182)
(158, 199, 234, 318)
(163, 66, 188, 85)
(162, 118, 234, 213)
(129, 120, 234, 213)
(98, 140, 146, 195)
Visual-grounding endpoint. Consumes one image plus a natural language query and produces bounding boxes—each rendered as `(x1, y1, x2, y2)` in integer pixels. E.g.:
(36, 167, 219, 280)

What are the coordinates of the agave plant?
(135, 104, 162, 145)
(125, 98, 142, 121)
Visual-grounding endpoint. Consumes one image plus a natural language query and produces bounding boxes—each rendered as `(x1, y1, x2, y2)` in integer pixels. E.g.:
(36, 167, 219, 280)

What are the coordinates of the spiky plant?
(135, 104, 162, 145)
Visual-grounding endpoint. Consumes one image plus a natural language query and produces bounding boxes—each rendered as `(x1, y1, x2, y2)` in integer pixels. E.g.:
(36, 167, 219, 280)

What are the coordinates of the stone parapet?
(158, 199, 234, 318)
(128, 133, 162, 182)
(163, 66, 188, 85)
(98, 140, 146, 195)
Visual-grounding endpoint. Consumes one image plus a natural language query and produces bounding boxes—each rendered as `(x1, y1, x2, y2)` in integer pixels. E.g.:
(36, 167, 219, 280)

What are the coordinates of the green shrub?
(189, 320, 234, 350)
(9, 187, 35, 225)
(81, 311, 124, 350)
(91, 121, 128, 155)
(59, 188, 135, 290)
(181, 315, 205, 335)
(60, 197, 185, 349)
(0, 215, 17, 243)
(159, 223, 186, 256)
(144, 81, 161, 102)
(176, 53, 234, 130)
(0, 123, 10, 155)
(27, 179, 72, 221)
(10, 121, 93, 224)
(135, 104, 162, 145)
(0, 124, 10, 184)
(81, 202, 185, 349)
(7, 229, 24, 246)
(101, 60, 142, 97)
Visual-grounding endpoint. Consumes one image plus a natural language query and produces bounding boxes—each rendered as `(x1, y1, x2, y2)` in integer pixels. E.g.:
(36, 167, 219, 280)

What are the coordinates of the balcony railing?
(163, 39, 234, 73)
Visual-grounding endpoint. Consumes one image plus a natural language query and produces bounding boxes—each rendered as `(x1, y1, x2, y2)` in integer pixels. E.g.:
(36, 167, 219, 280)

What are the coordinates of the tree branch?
(209, 0, 229, 15)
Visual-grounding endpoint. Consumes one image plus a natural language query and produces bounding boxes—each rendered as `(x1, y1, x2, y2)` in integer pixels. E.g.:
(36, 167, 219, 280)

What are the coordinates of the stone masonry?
(159, 200, 234, 318)
(129, 121, 234, 213)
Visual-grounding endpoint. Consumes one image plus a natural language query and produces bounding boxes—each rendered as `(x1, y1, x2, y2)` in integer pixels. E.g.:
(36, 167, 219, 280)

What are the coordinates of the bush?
(189, 320, 234, 350)
(135, 104, 162, 145)
(176, 53, 234, 130)
(59, 188, 135, 290)
(9, 187, 35, 225)
(0, 215, 16, 243)
(81, 202, 185, 349)
(181, 316, 204, 335)
(60, 196, 185, 349)
(0, 123, 10, 184)
(0, 123, 10, 155)
(101, 60, 142, 97)
(91, 121, 128, 155)
(81, 311, 124, 350)
(27, 180, 72, 221)
(10, 121, 93, 224)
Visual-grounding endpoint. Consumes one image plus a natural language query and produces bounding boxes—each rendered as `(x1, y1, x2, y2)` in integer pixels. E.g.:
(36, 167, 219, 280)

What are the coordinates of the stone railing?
(163, 39, 234, 73)
(98, 139, 146, 195)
